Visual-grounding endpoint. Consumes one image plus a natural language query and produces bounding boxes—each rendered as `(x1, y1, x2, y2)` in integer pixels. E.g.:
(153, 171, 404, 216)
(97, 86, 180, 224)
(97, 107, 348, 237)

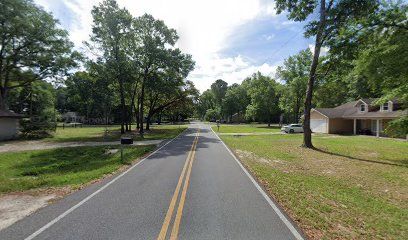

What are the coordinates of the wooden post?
(353, 119, 356, 135)
(376, 119, 380, 138)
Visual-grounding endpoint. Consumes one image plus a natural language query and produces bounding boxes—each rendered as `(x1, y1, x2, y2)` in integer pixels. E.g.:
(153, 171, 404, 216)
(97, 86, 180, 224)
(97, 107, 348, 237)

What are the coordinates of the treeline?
(197, 1, 407, 138)
(196, 75, 280, 126)
(1, 0, 198, 137)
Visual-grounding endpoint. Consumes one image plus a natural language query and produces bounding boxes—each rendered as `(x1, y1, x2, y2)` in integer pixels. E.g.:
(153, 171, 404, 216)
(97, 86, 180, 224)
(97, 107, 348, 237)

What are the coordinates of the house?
(230, 112, 245, 123)
(0, 110, 23, 141)
(61, 112, 84, 123)
(310, 99, 407, 137)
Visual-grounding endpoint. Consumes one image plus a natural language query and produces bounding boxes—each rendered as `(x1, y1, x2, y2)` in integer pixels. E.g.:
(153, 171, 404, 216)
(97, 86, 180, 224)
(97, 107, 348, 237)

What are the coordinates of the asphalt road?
(0, 123, 304, 240)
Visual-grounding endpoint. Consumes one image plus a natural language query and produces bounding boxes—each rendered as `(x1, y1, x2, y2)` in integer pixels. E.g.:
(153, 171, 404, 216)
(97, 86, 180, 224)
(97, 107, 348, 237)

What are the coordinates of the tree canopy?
(0, 0, 80, 110)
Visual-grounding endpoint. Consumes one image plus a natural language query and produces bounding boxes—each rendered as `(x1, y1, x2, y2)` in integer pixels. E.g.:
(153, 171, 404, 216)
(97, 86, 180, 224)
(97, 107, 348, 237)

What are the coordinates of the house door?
(371, 120, 382, 135)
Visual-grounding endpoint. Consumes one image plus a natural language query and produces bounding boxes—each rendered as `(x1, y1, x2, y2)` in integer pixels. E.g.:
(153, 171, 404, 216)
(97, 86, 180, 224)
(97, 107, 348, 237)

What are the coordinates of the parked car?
(281, 124, 304, 133)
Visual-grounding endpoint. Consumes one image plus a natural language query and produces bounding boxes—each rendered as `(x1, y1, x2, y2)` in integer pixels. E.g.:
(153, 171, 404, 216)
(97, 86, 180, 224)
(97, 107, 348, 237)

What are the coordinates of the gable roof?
(312, 99, 406, 119)
(313, 108, 348, 118)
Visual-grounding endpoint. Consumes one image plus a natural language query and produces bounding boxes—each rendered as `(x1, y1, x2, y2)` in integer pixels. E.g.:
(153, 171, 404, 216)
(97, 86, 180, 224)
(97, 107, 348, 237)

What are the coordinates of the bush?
(20, 115, 56, 139)
(204, 108, 221, 121)
(385, 116, 408, 138)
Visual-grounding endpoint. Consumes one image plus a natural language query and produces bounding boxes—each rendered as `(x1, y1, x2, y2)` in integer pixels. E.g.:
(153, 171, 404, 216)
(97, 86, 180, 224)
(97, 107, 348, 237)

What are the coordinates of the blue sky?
(34, 0, 316, 92)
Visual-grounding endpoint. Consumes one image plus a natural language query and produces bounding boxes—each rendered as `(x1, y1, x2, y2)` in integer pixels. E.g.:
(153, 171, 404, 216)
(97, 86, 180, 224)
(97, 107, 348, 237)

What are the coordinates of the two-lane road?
(0, 123, 304, 240)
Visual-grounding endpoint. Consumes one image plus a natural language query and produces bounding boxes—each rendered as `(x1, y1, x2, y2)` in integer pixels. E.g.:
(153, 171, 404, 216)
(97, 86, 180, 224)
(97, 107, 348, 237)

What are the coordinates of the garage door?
(310, 119, 327, 133)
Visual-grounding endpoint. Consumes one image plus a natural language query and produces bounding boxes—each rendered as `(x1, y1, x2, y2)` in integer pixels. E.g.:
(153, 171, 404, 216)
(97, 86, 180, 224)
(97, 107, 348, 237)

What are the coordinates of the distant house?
(61, 112, 84, 123)
(230, 112, 245, 123)
(0, 110, 23, 141)
(310, 99, 407, 137)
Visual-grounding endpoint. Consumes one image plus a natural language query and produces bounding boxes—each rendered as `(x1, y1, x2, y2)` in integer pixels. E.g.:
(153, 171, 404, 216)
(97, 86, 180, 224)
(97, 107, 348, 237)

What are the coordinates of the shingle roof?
(0, 110, 23, 118)
(313, 108, 348, 118)
(344, 110, 406, 119)
(312, 98, 407, 119)
(360, 98, 377, 105)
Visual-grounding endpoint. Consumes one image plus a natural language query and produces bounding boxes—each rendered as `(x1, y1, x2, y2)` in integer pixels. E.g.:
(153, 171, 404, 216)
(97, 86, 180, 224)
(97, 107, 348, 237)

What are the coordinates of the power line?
(261, 30, 303, 65)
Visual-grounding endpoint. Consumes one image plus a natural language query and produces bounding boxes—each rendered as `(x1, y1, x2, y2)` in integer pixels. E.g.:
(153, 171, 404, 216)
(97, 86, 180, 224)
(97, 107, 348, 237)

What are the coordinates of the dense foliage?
(196, 0, 407, 139)
(2, 0, 197, 139)
(1, 0, 407, 139)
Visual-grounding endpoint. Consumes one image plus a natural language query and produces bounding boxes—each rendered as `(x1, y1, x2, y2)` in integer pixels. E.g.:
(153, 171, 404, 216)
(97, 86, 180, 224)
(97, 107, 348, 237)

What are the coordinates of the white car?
(281, 124, 304, 133)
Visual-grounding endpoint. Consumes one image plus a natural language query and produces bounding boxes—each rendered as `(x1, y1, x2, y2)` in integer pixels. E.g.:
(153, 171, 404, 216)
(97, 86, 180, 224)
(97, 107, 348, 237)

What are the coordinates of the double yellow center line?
(157, 129, 200, 240)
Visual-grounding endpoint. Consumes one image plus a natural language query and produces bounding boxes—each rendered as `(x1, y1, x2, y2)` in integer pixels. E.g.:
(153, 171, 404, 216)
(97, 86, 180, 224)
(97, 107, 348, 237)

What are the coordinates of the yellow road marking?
(169, 130, 200, 240)
(157, 129, 199, 240)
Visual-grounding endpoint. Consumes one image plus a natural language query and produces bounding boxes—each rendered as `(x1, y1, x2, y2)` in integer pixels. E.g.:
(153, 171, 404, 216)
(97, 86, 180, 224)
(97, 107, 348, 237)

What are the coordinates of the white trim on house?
(311, 109, 329, 118)
(354, 99, 369, 107)
(380, 101, 393, 112)
(359, 104, 366, 112)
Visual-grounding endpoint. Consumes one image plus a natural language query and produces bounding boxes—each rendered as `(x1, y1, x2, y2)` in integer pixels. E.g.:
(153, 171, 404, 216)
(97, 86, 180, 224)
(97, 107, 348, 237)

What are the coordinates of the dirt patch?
(235, 149, 281, 165)
(0, 186, 74, 230)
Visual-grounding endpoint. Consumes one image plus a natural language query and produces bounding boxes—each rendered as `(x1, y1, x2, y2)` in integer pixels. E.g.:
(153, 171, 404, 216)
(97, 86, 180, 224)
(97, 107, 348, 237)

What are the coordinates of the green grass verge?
(0, 145, 155, 193)
(45, 124, 187, 142)
(220, 133, 408, 239)
(211, 123, 281, 133)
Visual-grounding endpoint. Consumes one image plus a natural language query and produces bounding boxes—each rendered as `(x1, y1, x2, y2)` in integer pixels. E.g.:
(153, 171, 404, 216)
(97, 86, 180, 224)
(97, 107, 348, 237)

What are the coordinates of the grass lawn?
(0, 145, 155, 193)
(211, 123, 281, 133)
(45, 124, 187, 142)
(220, 133, 408, 239)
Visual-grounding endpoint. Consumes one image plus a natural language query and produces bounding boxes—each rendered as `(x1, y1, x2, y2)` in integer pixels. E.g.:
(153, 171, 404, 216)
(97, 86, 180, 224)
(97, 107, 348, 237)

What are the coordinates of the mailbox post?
(120, 137, 133, 163)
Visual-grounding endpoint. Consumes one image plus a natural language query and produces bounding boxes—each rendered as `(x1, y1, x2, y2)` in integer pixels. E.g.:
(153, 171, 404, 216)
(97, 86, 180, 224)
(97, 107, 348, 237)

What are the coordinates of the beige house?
(310, 99, 406, 137)
(0, 110, 23, 141)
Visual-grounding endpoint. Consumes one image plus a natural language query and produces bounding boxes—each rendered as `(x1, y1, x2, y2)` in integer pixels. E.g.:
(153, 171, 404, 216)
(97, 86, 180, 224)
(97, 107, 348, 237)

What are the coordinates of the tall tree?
(245, 72, 280, 126)
(276, 49, 312, 122)
(0, 0, 79, 111)
(144, 49, 195, 130)
(222, 84, 250, 122)
(89, 0, 132, 133)
(196, 90, 216, 119)
(132, 14, 179, 136)
(211, 79, 228, 106)
(275, 0, 379, 147)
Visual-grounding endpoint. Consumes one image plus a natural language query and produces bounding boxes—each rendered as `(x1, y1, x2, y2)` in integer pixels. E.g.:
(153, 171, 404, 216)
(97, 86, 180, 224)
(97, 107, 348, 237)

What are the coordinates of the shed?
(0, 110, 23, 141)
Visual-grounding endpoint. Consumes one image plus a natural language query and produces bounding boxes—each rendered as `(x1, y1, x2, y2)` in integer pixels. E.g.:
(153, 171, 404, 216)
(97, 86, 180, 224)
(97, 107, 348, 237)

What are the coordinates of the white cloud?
(264, 2, 277, 17)
(35, 0, 282, 91)
(190, 55, 279, 91)
(263, 34, 275, 41)
(282, 20, 296, 25)
(308, 44, 329, 56)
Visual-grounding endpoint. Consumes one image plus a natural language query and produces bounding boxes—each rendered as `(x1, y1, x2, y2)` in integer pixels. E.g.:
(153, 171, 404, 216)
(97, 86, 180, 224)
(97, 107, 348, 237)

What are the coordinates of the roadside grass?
(0, 145, 155, 193)
(220, 133, 408, 239)
(45, 124, 187, 142)
(211, 123, 281, 133)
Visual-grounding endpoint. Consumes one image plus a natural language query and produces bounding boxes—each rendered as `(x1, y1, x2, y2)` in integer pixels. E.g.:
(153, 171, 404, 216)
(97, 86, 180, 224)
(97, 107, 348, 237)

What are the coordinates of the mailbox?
(121, 137, 133, 145)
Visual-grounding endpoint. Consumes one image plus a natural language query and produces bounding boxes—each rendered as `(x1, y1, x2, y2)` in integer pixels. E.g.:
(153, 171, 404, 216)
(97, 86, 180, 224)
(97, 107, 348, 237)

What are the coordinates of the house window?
(360, 104, 366, 112)
(382, 103, 389, 111)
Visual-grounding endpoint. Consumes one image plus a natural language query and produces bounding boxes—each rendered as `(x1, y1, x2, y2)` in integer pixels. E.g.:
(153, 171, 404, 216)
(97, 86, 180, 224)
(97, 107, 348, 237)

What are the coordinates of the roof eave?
(311, 108, 330, 118)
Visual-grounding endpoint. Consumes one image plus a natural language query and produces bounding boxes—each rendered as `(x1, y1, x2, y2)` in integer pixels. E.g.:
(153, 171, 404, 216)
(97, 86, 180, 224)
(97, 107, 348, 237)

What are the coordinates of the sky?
(34, 0, 316, 92)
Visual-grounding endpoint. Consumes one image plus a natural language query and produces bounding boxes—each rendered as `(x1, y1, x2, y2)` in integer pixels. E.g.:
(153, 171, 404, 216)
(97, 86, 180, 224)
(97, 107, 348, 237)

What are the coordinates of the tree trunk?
(303, 0, 326, 148)
(119, 78, 126, 134)
(0, 87, 8, 110)
(134, 102, 139, 129)
(128, 105, 132, 132)
(146, 116, 150, 130)
(139, 80, 145, 137)
(294, 100, 300, 123)
(157, 113, 161, 125)
(133, 95, 140, 129)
